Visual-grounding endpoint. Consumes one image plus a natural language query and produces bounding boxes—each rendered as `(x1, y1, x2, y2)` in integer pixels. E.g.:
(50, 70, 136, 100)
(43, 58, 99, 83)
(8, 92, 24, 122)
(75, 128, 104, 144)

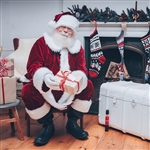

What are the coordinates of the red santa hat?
(48, 12, 79, 34)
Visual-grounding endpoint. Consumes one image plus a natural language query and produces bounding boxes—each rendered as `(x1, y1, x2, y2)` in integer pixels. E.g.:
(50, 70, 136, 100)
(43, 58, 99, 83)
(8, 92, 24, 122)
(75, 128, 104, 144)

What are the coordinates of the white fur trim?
(71, 99, 92, 113)
(33, 67, 53, 93)
(48, 15, 79, 34)
(43, 33, 81, 54)
(33, 67, 75, 110)
(44, 33, 61, 52)
(69, 40, 81, 54)
(48, 20, 56, 29)
(71, 70, 88, 94)
(60, 49, 70, 71)
(25, 102, 50, 120)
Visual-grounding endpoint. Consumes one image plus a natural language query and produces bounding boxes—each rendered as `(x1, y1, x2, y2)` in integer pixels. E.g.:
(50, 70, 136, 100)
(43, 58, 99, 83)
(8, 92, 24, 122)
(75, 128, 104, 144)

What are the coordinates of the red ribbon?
(0, 77, 5, 104)
(56, 71, 80, 93)
(0, 58, 14, 77)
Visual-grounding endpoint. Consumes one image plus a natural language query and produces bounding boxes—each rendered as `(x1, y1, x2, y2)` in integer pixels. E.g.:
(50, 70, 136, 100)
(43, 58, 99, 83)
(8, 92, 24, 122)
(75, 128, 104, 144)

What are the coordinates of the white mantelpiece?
(77, 22, 149, 47)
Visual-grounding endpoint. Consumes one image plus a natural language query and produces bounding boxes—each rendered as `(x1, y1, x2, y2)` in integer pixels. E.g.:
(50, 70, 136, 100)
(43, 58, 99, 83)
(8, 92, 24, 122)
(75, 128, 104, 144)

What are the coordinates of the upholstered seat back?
(7, 38, 37, 92)
(7, 38, 37, 78)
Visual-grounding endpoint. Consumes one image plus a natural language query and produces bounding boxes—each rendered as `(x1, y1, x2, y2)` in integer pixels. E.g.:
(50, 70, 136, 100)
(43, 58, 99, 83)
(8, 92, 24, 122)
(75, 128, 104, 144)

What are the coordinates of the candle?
(135, 1, 137, 15)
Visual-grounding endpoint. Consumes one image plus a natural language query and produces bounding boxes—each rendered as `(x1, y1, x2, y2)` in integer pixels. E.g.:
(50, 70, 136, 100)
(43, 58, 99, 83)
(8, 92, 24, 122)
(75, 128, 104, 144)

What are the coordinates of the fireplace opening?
(84, 37, 146, 114)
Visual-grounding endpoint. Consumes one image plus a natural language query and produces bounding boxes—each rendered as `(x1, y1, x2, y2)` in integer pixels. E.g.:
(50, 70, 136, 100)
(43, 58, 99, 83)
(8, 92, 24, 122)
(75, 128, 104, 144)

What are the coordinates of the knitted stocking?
(141, 29, 150, 82)
(116, 30, 125, 80)
(89, 23, 106, 78)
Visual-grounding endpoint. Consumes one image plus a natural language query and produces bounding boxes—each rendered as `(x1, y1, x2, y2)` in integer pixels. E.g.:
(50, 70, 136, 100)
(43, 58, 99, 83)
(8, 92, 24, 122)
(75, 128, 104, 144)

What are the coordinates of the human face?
(56, 26, 74, 38)
(52, 27, 75, 48)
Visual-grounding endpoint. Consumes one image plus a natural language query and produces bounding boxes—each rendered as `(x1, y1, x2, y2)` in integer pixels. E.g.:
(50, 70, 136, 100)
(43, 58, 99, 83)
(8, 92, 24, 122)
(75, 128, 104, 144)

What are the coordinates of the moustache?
(58, 31, 69, 37)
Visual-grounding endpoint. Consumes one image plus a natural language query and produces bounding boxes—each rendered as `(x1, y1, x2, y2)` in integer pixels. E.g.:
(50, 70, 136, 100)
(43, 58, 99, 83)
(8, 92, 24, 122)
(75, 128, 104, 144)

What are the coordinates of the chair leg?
(12, 107, 24, 141)
(8, 109, 15, 132)
(26, 112, 31, 137)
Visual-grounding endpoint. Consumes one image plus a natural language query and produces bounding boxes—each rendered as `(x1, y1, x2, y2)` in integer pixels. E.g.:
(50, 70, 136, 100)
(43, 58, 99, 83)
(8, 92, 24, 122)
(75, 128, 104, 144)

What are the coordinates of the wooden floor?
(0, 101, 149, 150)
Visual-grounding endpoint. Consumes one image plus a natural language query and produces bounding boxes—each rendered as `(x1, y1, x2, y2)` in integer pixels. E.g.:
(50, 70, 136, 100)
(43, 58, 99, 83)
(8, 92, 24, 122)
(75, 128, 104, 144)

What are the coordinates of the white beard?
(51, 30, 75, 49)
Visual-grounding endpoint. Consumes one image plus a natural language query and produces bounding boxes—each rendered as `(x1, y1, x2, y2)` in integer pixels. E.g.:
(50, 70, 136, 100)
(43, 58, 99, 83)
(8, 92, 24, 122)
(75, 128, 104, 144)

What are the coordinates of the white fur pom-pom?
(48, 20, 56, 28)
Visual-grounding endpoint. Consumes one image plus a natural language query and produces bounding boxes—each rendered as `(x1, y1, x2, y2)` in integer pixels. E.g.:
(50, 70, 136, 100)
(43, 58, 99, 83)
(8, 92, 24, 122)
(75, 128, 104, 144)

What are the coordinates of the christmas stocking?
(116, 30, 125, 80)
(89, 23, 106, 78)
(141, 29, 150, 82)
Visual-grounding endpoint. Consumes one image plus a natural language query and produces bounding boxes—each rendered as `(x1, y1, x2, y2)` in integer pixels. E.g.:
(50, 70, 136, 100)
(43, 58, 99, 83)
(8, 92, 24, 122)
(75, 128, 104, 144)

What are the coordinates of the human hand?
(44, 73, 60, 90)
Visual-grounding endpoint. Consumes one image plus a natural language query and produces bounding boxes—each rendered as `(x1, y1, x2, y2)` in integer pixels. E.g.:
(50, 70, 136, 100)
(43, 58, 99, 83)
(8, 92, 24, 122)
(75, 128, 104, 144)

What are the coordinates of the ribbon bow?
(56, 70, 79, 93)
(0, 58, 14, 77)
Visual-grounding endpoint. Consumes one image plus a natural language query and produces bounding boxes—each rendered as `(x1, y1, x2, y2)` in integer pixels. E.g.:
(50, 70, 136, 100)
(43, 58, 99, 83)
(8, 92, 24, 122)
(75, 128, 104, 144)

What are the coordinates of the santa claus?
(20, 12, 94, 146)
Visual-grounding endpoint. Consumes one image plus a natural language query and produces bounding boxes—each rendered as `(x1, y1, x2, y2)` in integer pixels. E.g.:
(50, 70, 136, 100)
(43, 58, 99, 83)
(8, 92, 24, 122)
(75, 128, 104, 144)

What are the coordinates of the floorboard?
(0, 102, 149, 150)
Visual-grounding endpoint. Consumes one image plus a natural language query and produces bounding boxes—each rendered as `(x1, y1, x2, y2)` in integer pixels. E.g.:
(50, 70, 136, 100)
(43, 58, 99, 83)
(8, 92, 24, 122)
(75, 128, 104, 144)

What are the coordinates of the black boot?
(66, 107, 88, 140)
(34, 110, 55, 146)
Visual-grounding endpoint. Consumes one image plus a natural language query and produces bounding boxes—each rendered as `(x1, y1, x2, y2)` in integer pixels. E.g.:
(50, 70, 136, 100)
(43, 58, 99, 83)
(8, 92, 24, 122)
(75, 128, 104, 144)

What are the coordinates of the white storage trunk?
(98, 81, 150, 140)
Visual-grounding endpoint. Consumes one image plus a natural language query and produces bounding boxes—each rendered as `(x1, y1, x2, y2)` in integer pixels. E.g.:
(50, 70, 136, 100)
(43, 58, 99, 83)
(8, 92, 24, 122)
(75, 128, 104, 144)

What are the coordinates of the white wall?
(0, 0, 150, 57)
(0, 0, 63, 56)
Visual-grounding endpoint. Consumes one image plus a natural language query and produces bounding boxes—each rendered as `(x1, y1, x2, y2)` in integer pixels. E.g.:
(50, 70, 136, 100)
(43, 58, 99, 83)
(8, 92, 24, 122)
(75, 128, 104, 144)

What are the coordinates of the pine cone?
(119, 11, 128, 22)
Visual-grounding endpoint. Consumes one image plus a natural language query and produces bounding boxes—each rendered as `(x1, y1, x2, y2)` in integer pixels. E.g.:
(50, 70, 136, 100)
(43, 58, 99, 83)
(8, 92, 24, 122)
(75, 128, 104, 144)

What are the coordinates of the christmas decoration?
(132, 1, 139, 22)
(68, 4, 150, 22)
(54, 70, 82, 95)
(141, 27, 150, 82)
(116, 30, 125, 80)
(89, 22, 106, 78)
(0, 58, 14, 77)
(105, 61, 130, 80)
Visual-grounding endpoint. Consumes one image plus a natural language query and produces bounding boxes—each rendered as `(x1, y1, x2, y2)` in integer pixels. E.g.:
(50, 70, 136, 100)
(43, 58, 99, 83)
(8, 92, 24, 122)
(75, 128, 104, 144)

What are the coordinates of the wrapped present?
(0, 76, 16, 104)
(105, 61, 130, 80)
(54, 70, 82, 95)
(0, 58, 14, 77)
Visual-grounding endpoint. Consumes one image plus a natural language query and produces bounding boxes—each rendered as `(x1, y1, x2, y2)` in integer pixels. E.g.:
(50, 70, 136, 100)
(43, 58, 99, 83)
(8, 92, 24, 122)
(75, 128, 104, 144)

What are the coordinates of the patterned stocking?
(141, 29, 150, 82)
(116, 30, 125, 80)
(89, 22, 106, 78)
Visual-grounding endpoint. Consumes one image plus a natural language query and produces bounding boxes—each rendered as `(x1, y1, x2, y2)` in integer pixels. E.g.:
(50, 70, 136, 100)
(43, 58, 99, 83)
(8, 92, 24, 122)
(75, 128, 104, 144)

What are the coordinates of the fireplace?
(77, 22, 148, 114)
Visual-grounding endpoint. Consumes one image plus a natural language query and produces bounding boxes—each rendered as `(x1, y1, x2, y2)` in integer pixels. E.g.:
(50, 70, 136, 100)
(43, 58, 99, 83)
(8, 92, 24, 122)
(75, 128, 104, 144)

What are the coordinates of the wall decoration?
(67, 2, 150, 22)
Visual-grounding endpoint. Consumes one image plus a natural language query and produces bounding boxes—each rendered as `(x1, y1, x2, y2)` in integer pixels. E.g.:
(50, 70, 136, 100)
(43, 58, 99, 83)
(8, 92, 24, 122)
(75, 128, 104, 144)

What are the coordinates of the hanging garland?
(67, 3, 150, 23)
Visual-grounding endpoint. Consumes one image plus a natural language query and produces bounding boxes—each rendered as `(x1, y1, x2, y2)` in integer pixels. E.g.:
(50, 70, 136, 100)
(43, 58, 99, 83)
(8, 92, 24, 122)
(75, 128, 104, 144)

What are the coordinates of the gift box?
(105, 61, 130, 79)
(0, 58, 14, 77)
(0, 76, 16, 104)
(54, 70, 82, 95)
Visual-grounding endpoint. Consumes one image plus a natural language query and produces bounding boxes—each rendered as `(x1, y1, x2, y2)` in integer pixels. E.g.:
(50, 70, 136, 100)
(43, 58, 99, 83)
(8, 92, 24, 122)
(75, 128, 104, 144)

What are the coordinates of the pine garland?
(67, 5, 150, 22)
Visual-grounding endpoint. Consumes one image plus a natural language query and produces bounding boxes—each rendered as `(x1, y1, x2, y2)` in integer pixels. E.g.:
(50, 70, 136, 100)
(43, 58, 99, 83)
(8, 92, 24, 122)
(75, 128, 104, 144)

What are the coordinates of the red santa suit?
(20, 12, 94, 120)
(21, 32, 94, 120)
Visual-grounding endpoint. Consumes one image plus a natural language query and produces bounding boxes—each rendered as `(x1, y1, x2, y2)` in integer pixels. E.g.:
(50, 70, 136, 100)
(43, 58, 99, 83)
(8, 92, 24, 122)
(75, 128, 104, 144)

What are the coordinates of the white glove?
(44, 73, 60, 91)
